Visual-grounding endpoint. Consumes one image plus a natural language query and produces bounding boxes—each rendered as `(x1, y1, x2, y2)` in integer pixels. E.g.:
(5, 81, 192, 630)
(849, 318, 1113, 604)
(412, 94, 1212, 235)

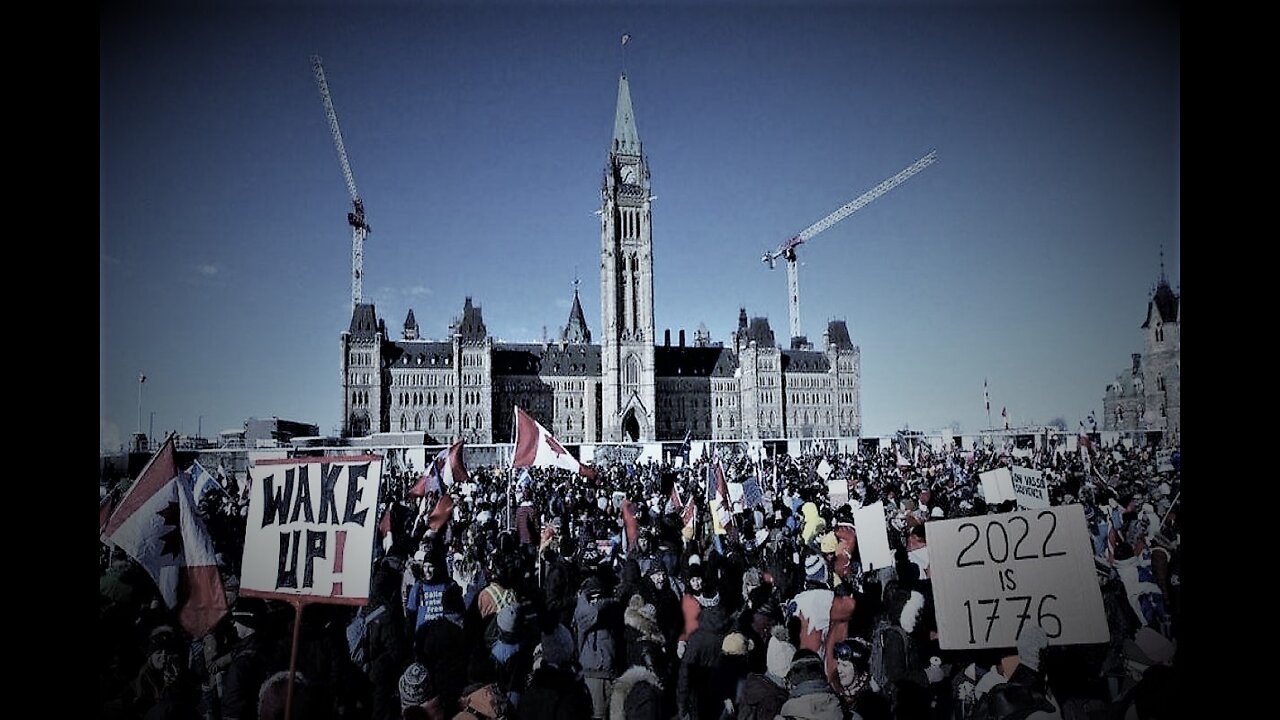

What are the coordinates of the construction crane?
(763, 150, 936, 347)
(311, 55, 371, 309)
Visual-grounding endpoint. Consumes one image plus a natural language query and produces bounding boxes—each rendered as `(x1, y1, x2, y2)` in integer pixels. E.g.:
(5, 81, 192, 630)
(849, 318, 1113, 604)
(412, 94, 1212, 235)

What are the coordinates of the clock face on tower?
(620, 163, 638, 184)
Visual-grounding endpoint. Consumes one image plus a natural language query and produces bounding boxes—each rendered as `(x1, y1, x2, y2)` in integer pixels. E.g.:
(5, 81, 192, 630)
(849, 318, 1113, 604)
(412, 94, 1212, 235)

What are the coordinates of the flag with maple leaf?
(512, 406, 597, 479)
(103, 436, 227, 637)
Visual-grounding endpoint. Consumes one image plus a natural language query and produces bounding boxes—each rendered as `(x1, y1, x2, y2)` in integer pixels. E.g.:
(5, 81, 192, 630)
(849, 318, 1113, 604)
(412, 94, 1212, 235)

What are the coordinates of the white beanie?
(766, 629, 797, 681)
(805, 555, 829, 583)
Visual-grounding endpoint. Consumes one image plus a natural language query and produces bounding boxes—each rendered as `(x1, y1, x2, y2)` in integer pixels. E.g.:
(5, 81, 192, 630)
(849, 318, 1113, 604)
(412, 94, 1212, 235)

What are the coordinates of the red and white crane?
(763, 149, 936, 346)
(312, 55, 371, 309)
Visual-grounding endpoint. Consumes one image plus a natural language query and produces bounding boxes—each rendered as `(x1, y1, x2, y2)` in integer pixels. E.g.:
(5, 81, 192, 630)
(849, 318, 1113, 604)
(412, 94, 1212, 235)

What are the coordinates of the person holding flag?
(101, 435, 228, 640)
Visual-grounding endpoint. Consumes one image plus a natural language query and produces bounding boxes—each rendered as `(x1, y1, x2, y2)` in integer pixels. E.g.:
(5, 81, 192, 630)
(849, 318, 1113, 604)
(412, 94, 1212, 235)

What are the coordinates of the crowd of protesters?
(100, 437, 1180, 720)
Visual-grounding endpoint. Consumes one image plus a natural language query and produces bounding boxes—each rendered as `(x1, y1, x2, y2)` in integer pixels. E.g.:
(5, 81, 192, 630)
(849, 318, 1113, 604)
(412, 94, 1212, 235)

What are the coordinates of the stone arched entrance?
(623, 409, 641, 442)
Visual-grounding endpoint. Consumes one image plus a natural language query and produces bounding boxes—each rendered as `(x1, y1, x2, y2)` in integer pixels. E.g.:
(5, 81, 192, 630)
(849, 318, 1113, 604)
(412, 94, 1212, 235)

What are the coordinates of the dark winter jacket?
(736, 672, 788, 720)
(221, 633, 279, 720)
(573, 590, 620, 679)
(609, 665, 663, 720)
(416, 615, 467, 716)
(519, 664, 593, 720)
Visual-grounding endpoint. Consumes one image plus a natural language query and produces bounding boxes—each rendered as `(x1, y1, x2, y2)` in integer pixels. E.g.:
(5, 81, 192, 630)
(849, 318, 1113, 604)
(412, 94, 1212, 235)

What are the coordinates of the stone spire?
(561, 280, 592, 344)
(612, 74, 642, 156)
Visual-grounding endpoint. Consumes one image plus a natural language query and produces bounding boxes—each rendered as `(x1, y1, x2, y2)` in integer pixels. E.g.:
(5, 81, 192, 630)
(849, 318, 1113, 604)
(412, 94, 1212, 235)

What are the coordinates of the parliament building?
(340, 75, 861, 444)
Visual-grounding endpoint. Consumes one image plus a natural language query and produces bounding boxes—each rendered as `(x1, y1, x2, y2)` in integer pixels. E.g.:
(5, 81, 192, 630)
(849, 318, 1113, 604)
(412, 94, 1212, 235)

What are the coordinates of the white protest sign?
(817, 458, 833, 480)
(1156, 450, 1174, 473)
(827, 478, 849, 507)
(852, 501, 894, 570)
(928, 504, 1108, 650)
(979, 468, 1016, 504)
(1010, 466, 1050, 509)
(243, 455, 382, 605)
(728, 481, 745, 504)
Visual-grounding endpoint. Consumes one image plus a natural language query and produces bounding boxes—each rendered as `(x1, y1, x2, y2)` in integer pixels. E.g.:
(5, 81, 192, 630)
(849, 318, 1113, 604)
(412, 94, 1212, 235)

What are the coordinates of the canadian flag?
(103, 437, 227, 637)
(411, 440, 467, 497)
(512, 406, 597, 479)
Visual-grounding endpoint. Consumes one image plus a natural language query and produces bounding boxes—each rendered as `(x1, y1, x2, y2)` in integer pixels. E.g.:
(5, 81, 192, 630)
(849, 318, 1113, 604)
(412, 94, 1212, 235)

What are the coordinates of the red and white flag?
(411, 440, 467, 497)
(103, 437, 227, 637)
(378, 506, 394, 553)
(665, 485, 683, 515)
(621, 499, 640, 554)
(512, 406, 597, 479)
(681, 497, 697, 528)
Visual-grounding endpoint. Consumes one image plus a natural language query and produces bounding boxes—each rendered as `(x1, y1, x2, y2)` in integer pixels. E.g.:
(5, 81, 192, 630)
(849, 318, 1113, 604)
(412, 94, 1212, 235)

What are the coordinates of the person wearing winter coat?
(416, 584, 469, 717)
(222, 600, 281, 720)
(678, 602, 731, 720)
(519, 628, 594, 720)
(574, 574, 621, 720)
(735, 626, 794, 720)
(622, 594, 666, 671)
(776, 650, 844, 720)
(608, 657, 664, 720)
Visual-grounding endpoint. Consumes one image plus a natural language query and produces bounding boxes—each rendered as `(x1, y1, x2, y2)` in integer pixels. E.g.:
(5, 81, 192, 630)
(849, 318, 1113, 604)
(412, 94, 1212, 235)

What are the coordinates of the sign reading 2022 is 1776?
(929, 504, 1108, 650)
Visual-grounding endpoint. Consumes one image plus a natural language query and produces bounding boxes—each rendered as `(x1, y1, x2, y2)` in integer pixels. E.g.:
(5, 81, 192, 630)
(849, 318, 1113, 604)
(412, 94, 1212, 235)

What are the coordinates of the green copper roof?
(612, 74, 641, 156)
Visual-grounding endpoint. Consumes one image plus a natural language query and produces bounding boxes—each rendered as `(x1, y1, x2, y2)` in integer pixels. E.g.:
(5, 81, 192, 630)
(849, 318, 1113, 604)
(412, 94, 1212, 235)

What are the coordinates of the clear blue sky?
(100, 1, 1179, 451)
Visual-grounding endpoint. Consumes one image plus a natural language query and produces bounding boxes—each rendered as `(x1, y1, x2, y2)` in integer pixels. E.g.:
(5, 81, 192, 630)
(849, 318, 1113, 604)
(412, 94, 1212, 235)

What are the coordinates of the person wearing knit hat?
(398, 662, 442, 714)
(722, 631, 754, 657)
(537, 623, 576, 670)
(713, 632, 755, 718)
(736, 627, 795, 720)
(804, 553, 830, 587)
(778, 650, 843, 720)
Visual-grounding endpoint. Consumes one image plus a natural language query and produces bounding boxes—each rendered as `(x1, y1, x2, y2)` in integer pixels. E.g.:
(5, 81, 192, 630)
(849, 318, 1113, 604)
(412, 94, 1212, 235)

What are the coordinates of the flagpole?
(508, 408, 518, 533)
(138, 372, 145, 434)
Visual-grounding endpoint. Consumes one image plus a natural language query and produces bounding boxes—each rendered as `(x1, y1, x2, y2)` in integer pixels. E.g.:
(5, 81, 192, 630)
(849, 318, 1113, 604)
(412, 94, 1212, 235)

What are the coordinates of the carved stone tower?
(600, 74, 656, 441)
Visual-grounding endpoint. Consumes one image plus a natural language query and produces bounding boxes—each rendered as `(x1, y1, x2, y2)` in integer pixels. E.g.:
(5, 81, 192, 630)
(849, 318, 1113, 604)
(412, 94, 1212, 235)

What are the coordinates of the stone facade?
(340, 74, 861, 442)
(1103, 278, 1179, 438)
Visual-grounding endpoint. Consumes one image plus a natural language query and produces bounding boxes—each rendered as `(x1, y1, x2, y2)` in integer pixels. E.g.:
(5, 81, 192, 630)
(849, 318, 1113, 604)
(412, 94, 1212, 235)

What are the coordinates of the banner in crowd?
(242, 455, 383, 605)
(590, 444, 645, 466)
(1156, 449, 1175, 473)
(928, 504, 1108, 650)
(1009, 466, 1050, 509)
(979, 468, 1016, 505)
(851, 501, 893, 570)
(740, 476, 765, 508)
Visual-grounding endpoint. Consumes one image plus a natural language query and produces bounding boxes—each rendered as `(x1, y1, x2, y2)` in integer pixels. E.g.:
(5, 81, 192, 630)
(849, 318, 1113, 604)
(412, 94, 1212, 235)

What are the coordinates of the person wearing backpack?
(869, 562, 930, 717)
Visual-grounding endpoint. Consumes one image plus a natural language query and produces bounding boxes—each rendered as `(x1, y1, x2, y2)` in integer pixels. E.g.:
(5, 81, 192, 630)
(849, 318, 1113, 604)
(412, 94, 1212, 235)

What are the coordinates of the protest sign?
(827, 478, 849, 507)
(727, 481, 744, 504)
(928, 504, 1108, 650)
(1156, 449, 1174, 473)
(1010, 466, 1050, 509)
(979, 468, 1016, 505)
(242, 455, 382, 605)
(817, 458, 833, 480)
(740, 477, 764, 508)
(852, 501, 893, 570)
